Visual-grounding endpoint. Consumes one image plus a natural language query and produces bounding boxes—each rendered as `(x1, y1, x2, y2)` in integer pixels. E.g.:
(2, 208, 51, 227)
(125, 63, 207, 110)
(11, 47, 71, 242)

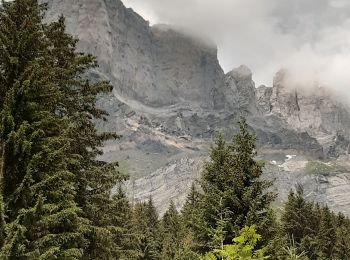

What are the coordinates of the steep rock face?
(256, 85, 273, 113)
(44, 0, 225, 109)
(224, 65, 257, 113)
(258, 70, 350, 157)
(43, 0, 350, 157)
(44, 0, 350, 215)
(123, 157, 203, 215)
(45, 0, 151, 80)
(151, 25, 225, 109)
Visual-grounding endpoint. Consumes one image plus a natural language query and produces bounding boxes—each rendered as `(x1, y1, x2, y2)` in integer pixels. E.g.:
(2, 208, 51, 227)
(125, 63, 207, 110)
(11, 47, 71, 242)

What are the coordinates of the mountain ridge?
(43, 0, 350, 215)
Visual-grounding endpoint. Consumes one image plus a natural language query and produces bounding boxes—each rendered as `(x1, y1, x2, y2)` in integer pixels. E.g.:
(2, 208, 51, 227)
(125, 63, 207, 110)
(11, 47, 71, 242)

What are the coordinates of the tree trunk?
(0, 139, 4, 193)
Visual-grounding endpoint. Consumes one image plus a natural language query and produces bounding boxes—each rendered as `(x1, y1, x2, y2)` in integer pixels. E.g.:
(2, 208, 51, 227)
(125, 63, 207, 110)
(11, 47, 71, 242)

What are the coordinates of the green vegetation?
(305, 161, 335, 175)
(203, 225, 268, 260)
(0, 1, 349, 259)
(0, 0, 122, 258)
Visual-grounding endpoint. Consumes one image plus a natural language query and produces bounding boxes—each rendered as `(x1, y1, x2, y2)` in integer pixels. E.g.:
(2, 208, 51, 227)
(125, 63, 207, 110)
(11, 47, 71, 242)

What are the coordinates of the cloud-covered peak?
(123, 0, 350, 102)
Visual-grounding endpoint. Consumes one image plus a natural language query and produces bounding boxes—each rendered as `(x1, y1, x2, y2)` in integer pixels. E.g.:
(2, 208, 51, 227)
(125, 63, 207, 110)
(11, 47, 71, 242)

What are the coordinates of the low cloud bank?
(123, 0, 350, 102)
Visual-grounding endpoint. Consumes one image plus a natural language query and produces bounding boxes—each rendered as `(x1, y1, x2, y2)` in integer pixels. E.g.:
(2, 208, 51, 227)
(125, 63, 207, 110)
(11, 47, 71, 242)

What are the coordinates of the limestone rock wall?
(43, 0, 350, 215)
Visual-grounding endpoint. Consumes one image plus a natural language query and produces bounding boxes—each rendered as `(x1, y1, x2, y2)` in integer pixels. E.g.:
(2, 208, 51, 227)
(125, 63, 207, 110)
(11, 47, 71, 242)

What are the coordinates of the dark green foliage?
(110, 185, 134, 259)
(334, 214, 350, 259)
(0, 0, 88, 258)
(44, 15, 123, 259)
(131, 199, 161, 259)
(316, 206, 337, 259)
(181, 183, 206, 253)
(200, 119, 276, 247)
(0, 0, 124, 258)
(160, 201, 183, 259)
(281, 188, 319, 259)
(279, 187, 350, 260)
(0, 0, 50, 220)
(281, 186, 317, 244)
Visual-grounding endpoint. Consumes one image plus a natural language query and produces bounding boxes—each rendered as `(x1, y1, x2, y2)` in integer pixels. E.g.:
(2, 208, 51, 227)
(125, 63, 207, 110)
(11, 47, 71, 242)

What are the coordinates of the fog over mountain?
(40, 0, 350, 216)
(124, 0, 350, 102)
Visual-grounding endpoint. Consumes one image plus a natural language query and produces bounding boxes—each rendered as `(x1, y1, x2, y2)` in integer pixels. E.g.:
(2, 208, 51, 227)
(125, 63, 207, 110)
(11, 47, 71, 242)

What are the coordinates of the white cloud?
(123, 0, 350, 101)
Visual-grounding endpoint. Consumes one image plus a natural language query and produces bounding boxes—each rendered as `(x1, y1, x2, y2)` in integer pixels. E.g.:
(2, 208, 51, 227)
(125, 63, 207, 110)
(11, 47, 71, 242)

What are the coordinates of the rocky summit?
(44, 0, 350, 215)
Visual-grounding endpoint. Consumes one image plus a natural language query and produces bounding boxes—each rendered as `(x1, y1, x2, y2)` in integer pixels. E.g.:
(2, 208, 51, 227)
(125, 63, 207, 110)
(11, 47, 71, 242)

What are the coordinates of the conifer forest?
(0, 1, 349, 259)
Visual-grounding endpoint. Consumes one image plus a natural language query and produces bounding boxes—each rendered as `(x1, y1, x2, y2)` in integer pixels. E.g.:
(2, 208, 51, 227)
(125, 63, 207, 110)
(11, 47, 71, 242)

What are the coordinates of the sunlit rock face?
(44, 0, 350, 215)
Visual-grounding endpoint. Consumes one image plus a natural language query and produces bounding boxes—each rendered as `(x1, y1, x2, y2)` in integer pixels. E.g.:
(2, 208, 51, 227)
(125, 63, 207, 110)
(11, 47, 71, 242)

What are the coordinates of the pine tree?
(204, 225, 268, 260)
(316, 206, 337, 259)
(207, 196, 230, 251)
(281, 186, 324, 259)
(160, 201, 184, 260)
(44, 14, 122, 258)
(0, 0, 124, 258)
(0, 1, 87, 257)
(0, 0, 49, 219)
(333, 214, 350, 260)
(110, 184, 134, 259)
(282, 187, 315, 245)
(282, 236, 308, 260)
(200, 118, 275, 248)
(131, 199, 161, 259)
(279, 186, 350, 259)
(181, 183, 205, 254)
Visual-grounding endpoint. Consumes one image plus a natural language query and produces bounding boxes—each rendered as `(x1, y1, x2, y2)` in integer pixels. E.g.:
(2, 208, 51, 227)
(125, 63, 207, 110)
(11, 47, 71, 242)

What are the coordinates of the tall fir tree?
(109, 184, 134, 259)
(131, 199, 161, 260)
(181, 183, 205, 254)
(278, 186, 350, 259)
(281, 187, 320, 259)
(315, 206, 337, 259)
(0, 0, 125, 258)
(0, 0, 87, 258)
(199, 119, 275, 249)
(0, 0, 47, 218)
(160, 201, 184, 260)
(333, 214, 350, 259)
(44, 14, 123, 259)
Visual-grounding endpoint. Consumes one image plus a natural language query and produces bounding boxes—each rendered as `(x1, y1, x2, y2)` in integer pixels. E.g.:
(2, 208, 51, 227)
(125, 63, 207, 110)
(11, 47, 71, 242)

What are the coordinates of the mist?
(123, 0, 350, 101)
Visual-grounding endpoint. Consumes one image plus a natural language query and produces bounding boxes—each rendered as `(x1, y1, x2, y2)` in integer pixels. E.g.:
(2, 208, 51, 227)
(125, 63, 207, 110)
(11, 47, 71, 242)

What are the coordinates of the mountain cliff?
(43, 0, 350, 215)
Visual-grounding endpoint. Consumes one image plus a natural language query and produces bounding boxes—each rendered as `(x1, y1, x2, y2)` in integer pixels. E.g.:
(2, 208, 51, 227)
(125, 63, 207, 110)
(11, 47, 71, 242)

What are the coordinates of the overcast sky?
(123, 0, 350, 100)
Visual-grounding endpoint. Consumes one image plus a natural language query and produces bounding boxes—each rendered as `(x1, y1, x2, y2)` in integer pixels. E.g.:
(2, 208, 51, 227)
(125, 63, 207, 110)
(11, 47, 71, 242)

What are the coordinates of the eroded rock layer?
(44, 0, 350, 215)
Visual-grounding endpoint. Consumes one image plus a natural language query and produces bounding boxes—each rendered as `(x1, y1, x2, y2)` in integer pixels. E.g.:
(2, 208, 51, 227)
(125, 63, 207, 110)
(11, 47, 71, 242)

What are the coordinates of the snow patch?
(286, 154, 297, 161)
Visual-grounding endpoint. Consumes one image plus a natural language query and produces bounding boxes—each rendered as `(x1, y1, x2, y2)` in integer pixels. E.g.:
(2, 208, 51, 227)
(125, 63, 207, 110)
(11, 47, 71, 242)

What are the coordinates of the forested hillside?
(0, 1, 349, 259)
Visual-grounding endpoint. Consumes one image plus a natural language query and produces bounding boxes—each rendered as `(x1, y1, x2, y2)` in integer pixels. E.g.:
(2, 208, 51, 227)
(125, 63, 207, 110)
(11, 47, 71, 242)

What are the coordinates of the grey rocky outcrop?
(224, 65, 257, 113)
(44, 0, 225, 110)
(258, 70, 350, 157)
(44, 0, 350, 215)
